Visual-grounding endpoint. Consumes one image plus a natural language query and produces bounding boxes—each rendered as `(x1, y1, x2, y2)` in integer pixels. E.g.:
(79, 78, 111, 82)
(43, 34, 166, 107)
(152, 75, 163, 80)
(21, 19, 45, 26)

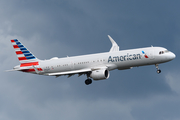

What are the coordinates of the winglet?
(108, 35, 120, 52)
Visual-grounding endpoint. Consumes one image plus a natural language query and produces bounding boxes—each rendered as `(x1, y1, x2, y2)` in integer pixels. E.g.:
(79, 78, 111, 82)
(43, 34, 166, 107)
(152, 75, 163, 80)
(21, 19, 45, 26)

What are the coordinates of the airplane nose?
(169, 52, 176, 60)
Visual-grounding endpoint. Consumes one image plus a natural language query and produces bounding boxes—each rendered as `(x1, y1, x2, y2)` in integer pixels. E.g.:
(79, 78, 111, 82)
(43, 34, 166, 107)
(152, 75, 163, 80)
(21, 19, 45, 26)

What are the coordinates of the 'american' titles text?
(108, 53, 141, 62)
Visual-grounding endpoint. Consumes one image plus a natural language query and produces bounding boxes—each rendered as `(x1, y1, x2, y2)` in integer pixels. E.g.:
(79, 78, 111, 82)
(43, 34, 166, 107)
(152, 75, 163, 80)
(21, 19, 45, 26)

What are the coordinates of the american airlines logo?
(142, 51, 149, 58)
(108, 53, 141, 62)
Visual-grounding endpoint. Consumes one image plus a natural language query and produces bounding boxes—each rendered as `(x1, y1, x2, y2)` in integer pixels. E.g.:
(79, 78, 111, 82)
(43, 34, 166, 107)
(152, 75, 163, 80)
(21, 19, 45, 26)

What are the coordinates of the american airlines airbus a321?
(8, 35, 176, 85)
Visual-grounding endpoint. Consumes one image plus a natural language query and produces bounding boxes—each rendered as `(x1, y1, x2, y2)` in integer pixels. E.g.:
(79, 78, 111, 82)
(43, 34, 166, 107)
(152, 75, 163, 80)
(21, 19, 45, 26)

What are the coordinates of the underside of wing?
(47, 68, 92, 77)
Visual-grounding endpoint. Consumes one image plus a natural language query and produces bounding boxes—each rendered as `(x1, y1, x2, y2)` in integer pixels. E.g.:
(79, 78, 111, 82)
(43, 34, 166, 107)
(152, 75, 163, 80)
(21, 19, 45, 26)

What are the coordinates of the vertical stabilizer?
(11, 39, 40, 65)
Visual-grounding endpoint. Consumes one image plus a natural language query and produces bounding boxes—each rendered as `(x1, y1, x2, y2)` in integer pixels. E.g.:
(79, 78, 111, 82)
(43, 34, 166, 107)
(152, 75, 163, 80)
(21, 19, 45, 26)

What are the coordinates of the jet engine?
(90, 69, 109, 80)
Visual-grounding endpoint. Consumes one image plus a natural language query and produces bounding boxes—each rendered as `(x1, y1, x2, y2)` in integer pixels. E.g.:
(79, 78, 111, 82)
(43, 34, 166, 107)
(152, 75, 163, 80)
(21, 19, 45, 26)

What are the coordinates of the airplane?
(8, 35, 176, 85)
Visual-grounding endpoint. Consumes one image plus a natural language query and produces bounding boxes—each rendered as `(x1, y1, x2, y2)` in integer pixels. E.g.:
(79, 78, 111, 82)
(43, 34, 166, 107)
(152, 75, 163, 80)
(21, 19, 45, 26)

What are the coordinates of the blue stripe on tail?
(13, 39, 38, 60)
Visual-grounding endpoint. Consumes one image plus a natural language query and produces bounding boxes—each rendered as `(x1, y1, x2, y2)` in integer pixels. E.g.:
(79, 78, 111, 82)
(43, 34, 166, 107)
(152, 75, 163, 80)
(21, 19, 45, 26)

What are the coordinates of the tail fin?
(11, 39, 40, 66)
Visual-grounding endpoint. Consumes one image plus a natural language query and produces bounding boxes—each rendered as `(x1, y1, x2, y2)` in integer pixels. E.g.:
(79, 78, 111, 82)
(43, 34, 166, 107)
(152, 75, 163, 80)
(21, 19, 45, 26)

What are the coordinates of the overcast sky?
(0, 0, 180, 120)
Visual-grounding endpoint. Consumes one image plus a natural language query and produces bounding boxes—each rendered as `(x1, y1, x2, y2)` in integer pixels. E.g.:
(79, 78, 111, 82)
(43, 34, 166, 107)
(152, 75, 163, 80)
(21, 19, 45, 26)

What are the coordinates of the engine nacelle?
(90, 69, 110, 80)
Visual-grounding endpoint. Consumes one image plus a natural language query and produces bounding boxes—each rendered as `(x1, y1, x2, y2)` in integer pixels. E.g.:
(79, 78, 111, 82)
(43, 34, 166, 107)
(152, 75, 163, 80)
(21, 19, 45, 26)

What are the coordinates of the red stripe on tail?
(16, 51, 23, 55)
(18, 57, 27, 61)
(11, 40, 15, 42)
(21, 68, 43, 72)
(20, 62, 39, 67)
(13, 45, 19, 49)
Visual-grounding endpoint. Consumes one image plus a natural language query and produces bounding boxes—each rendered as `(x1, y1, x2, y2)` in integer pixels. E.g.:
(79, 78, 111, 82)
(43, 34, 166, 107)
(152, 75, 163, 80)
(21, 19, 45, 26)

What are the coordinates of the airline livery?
(8, 36, 176, 85)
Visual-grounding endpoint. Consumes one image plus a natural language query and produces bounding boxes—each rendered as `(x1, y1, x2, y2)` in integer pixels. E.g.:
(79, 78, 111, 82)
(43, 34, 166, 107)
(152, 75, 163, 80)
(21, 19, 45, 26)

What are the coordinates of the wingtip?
(108, 35, 120, 52)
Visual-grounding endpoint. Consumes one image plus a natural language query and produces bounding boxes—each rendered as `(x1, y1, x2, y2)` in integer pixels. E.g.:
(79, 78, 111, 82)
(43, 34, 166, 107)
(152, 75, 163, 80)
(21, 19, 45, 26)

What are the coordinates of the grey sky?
(0, 0, 180, 120)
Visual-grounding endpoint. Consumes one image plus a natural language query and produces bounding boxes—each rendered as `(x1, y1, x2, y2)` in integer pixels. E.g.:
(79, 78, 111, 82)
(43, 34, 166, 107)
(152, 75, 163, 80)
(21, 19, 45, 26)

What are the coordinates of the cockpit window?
(159, 51, 163, 54)
(165, 50, 169, 53)
(159, 50, 169, 55)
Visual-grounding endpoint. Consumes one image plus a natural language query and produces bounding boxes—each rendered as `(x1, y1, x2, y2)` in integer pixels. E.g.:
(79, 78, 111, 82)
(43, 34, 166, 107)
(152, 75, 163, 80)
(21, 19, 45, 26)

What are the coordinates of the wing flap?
(47, 68, 92, 76)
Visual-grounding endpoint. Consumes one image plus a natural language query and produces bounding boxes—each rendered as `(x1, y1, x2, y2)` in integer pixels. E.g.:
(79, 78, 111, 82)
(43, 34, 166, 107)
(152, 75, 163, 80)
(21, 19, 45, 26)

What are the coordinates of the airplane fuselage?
(32, 47, 175, 75)
(10, 37, 176, 85)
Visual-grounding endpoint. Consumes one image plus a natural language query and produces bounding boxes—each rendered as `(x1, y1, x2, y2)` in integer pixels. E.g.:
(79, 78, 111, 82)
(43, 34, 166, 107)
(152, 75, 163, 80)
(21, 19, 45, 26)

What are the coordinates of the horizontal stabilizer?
(6, 69, 19, 72)
(6, 66, 34, 72)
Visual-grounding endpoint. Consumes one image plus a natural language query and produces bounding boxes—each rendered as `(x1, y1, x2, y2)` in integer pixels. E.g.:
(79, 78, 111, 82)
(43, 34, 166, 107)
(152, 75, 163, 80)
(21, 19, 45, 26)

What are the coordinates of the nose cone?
(169, 52, 176, 60)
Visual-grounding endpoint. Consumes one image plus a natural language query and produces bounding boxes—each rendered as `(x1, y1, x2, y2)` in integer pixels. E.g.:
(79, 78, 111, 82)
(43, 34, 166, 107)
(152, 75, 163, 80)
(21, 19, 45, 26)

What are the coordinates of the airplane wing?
(47, 66, 109, 77)
(47, 68, 92, 77)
